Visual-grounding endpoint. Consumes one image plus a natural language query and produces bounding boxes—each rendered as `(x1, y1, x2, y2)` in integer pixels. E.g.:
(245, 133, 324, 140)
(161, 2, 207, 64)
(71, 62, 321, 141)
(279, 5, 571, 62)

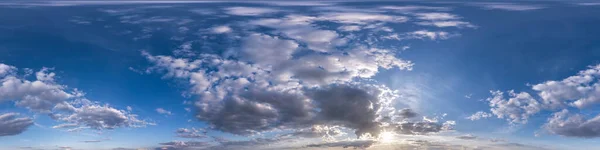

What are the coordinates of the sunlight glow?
(379, 131, 396, 143)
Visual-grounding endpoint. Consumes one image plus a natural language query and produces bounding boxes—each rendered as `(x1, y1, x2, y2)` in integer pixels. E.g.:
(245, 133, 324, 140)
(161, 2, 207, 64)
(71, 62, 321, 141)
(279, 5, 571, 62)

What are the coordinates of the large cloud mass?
(141, 4, 461, 138)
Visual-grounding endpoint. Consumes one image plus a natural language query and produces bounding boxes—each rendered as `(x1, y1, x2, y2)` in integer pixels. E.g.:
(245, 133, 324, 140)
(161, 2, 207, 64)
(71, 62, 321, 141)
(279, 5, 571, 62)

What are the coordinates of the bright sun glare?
(379, 131, 396, 143)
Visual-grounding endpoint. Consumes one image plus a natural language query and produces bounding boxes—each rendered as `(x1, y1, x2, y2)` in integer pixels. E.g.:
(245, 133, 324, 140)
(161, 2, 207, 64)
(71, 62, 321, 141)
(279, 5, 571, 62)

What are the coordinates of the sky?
(1, 0, 600, 150)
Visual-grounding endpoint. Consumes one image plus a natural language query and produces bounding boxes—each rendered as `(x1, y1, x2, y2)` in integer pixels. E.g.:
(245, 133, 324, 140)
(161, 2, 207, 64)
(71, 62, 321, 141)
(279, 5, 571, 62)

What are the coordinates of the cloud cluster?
(141, 3, 469, 139)
(480, 64, 600, 137)
(0, 63, 150, 135)
(0, 113, 34, 136)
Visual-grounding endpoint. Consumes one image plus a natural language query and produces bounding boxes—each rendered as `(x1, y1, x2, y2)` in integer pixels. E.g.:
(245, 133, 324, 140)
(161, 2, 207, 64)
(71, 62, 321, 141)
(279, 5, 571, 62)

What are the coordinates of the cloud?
(156, 108, 173, 115)
(0, 63, 16, 76)
(414, 12, 460, 20)
(543, 109, 600, 138)
(0, 113, 34, 136)
(416, 21, 476, 28)
(486, 90, 541, 124)
(408, 30, 453, 40)
(0, 65, 147, 131)
(578, 3, 600, 6)
(466, 111, 493, 121)
(318, 12, 408, 24)
(307, 85, 389, 137)
(0, 68, 74, 113)
(211, 25, 232, 34)
(481, 64, 600, 137)
(531, 64, 600, 109)
(456, 134, 477, 140)
(159, 141, 211, 149)
(175, 128, 207, 139)
(145, 48, 414, 136)
(224, 7, 279, 16)
(279, 125, 344, 140)
(53, 100, 152, 130)
(305, 140, 376, 149)
(379, 5, 451, 12)
(483, 64, 600, 123)
(240, 33, 299, 67)
(393, 121, 453, 135)
(397, 108, 418, 119)
(338, 25, 361, 31)
(474, 3, 544, 11)
(259, 1, 332, 6)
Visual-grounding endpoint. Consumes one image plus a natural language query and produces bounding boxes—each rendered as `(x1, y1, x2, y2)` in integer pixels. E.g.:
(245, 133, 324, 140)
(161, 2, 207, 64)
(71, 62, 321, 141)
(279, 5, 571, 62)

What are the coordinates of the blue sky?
(1, 1, 600, 150)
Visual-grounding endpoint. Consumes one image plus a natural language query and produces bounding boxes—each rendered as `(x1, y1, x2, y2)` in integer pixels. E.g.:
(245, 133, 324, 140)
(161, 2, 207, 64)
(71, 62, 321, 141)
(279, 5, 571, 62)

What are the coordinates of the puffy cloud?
(175, 128, 207, 139)
(487, 90, 541, 124)
(0, 66, 73, 113)
(0, 113, 34, 136)
(224, 7, 278, 16)
(0, 64, 16, 77)
(144, 49, 413, 136)
(54, 101, 151, 130)
(156, 108, 173, 115)
(141, 4, 436, 140)
(531, 64, 600, 109)
(466, 111, 493, 121)
(480, 64, 600, 137)
(543, 109, 600, 138)
(240, 33, 299, 67)
(483, 64, 600, 125)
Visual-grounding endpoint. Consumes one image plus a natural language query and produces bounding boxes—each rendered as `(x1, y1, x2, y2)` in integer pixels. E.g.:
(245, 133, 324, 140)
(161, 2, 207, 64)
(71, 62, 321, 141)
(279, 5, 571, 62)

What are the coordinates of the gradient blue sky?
(1, 1, 600, 150)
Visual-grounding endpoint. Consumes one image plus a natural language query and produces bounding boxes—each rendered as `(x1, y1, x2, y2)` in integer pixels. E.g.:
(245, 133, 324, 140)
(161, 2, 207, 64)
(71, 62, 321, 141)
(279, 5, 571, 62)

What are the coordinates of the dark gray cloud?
(307, 85, 383, 137)
(397, 108, 418, 119)
(0, 113, 34, 136)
